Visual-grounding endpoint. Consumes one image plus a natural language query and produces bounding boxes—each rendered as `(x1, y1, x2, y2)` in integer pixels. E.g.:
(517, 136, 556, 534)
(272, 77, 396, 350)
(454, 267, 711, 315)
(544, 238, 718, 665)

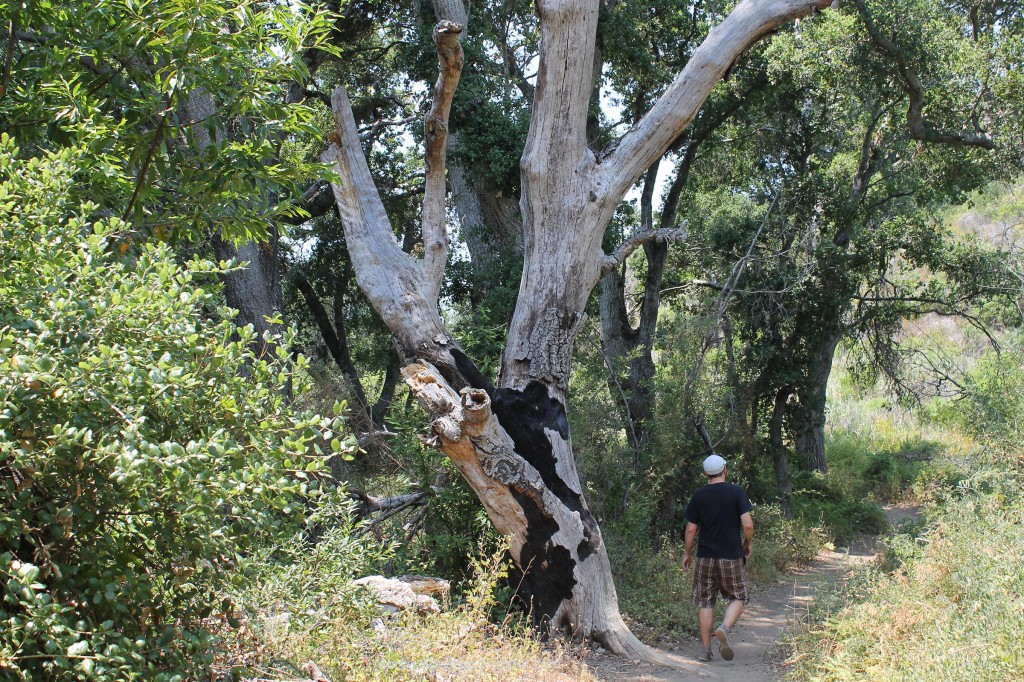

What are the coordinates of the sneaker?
(715, 626, 734, 661)
(696, 648, 713, 663)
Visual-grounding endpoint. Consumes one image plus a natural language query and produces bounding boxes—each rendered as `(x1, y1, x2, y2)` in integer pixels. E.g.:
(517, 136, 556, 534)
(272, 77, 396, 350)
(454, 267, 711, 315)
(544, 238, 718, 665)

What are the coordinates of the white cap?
(703, 454, 726, 476)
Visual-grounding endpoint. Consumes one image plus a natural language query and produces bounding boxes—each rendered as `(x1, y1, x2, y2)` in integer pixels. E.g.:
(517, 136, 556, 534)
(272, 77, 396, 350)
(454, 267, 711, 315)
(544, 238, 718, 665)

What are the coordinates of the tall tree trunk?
(179, 90, 286, 362)
(212, 235, 284, 359)
(792, 331, 842, 473)
(769, 386, 794, 516)
(323, 0, 834, 661)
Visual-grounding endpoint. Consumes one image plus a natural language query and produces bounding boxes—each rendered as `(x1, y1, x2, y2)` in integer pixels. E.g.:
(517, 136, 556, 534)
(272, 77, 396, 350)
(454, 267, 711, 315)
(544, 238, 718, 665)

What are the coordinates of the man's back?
(683, 482, 752, 559)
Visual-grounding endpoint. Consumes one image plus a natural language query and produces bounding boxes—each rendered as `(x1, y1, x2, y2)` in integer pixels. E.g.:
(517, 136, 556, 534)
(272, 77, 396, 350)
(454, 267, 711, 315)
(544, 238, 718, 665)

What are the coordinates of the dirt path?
(584, 505, 920, 681)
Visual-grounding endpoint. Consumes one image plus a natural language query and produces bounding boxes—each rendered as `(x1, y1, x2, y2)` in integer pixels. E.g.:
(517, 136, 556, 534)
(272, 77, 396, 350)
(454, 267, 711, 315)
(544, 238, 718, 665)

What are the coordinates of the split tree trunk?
(322, 0, 833, 660)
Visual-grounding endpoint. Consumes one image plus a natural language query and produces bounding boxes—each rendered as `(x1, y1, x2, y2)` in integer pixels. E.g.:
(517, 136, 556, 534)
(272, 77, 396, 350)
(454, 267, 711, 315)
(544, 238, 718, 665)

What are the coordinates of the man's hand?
(683, 551, 692, 569)
(743, 541, 752, 558)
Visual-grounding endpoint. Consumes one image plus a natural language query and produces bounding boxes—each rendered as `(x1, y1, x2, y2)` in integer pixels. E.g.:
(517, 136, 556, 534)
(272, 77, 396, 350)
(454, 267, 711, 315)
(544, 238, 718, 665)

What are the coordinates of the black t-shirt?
(683, 482, 753, 559)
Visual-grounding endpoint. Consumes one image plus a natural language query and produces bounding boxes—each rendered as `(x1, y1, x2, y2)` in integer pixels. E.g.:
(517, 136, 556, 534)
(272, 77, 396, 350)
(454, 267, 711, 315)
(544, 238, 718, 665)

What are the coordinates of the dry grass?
(217, 536, 598, 682)
(782, 461, 1024, 682)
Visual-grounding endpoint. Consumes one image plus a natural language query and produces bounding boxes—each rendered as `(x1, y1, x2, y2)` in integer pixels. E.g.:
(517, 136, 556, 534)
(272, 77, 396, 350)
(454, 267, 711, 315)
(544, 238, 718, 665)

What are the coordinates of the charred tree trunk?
(323, 0, 834, 661)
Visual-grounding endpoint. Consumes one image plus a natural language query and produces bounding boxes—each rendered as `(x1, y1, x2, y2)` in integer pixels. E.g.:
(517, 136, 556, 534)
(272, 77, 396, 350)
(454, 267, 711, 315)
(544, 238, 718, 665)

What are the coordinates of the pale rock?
(352, 575, 440, 613)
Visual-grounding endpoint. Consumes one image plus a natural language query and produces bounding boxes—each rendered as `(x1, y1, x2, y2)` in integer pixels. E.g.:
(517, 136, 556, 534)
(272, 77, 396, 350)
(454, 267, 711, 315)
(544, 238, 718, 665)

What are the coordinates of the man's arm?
(741, 511, 754, 557)
(683, 521, 698, 568)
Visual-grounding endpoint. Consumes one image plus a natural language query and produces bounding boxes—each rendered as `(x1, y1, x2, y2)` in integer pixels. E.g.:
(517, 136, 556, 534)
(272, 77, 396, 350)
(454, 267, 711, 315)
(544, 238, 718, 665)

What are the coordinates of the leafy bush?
(746, 504, 825, 582)
(936, 334, 1024, 448)
(0, 138, 342, 679)
(606, 532, 698, 637)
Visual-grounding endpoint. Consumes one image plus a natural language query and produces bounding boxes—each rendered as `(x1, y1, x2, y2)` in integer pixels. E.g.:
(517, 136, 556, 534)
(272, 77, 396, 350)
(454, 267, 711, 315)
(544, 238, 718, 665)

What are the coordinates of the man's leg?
(699, 607, 715, 651)
(714, 559, 750, 661)
(723, 597, 745, 629)
(714, 598, 744, 661)
(692, 558, 716, 661)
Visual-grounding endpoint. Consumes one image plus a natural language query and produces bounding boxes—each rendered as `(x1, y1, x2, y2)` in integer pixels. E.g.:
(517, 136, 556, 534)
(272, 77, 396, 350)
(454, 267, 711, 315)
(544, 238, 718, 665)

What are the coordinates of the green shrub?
(791, 473, 888, 546)
(606, 532, 698, 637)
(931, 334, 1024, 448)
(747, 504, 826, 582)
(0, 139, 342, 679)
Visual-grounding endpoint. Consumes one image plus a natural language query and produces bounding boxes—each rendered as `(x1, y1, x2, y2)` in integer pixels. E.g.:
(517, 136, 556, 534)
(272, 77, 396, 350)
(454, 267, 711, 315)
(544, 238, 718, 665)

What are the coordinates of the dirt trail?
(584, 505, 920, 681)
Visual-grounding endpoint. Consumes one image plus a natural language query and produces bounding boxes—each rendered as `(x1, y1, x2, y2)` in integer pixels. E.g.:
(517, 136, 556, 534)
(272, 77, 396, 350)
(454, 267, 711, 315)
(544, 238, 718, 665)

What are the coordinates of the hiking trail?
(583, 505, 920, 681)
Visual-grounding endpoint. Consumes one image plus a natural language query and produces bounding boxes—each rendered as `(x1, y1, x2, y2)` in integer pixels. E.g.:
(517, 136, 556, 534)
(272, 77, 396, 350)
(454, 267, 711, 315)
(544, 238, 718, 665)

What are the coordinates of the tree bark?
(792, 331, 842, 473)
(179, 89, 286, 362)
(768, 386, 794, 516)
(323, 0, 834, 661)
(212, 227, 284, 360)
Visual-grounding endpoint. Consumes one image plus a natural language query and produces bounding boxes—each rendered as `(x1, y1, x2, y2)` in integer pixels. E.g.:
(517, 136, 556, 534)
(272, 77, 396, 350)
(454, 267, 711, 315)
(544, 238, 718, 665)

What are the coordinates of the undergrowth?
(783, 454, 1024, 681)
(220, 534, 595, 681)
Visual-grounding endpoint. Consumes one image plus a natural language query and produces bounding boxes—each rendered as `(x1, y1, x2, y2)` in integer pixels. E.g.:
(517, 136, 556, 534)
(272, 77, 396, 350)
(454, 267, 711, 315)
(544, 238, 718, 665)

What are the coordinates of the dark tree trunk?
(212, 234, 285, 361)
(293, 270, 372, 425)
(769, 385, 794, 516)
(793, 331, 842, 473)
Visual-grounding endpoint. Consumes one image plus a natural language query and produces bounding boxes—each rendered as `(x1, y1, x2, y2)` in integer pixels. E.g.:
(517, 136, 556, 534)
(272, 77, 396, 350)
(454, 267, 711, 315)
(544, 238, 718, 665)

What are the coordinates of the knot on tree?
(435, 20, 464, 37)
(425, 114, 448, 139)
(433, 21, 464, 64)
(476, 440, 539, 490)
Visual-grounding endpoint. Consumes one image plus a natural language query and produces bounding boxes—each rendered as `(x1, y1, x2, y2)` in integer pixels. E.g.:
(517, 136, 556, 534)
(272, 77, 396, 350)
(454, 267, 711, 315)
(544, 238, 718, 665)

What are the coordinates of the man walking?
(682, 453, 754, 663)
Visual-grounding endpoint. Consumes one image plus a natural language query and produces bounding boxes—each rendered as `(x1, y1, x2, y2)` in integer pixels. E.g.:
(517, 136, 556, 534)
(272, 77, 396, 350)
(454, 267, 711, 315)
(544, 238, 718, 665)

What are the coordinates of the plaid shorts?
(690, 557, 750, 609)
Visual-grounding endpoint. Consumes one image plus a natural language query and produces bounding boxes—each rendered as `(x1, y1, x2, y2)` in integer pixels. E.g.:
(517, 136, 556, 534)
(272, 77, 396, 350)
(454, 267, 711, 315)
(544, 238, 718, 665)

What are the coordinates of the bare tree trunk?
(293, 270, 373, 428)
(323, 0, 834, 661)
